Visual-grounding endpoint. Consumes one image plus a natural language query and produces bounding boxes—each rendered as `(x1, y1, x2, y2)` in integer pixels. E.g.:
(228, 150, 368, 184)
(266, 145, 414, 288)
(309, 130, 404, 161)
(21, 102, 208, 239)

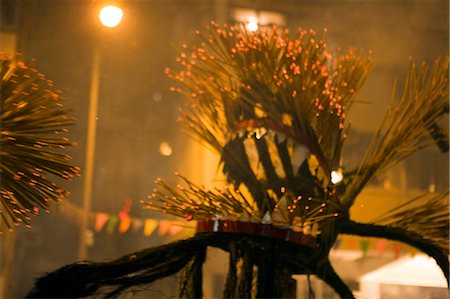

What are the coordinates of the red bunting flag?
(375, 239, 387, 257)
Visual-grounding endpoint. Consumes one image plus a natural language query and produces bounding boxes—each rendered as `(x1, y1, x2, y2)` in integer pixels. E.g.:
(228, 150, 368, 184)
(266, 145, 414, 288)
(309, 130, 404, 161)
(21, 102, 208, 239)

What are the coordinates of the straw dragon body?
(27, 24, 449, 298)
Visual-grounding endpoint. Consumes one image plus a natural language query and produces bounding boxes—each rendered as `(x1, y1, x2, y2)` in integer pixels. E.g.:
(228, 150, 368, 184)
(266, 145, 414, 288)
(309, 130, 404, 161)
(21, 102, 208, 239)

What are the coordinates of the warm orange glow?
(246, 18, 259, 32)
(159, 142, 173, 156)
(99, 5, 123, 28)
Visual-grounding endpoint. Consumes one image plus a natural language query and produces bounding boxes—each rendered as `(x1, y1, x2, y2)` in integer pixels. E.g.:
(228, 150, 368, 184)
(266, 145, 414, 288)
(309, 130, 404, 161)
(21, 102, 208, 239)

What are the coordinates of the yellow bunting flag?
(144, 219, 158, 236)
(407, 246, 419, 256)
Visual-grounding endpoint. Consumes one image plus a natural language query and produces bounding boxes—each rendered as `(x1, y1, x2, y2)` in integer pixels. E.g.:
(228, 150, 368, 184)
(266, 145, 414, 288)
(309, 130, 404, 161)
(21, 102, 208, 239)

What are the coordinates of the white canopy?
(359, 254, 447, 299)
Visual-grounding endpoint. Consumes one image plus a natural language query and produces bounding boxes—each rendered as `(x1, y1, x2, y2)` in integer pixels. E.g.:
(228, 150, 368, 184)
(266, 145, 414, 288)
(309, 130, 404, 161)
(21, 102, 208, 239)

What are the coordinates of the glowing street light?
(246, 17, 259, 32)
(159, 142, 173, 156)
(99, 5, 123, 28)
(331, 169, 344, 185)
(78, 4, 123, 260)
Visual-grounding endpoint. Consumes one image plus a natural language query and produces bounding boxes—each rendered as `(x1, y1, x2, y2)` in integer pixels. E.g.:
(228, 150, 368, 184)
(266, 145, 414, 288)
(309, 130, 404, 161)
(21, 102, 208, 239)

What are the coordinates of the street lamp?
(245, 17, 259, 32)
(78, 4, 123, 260)
(99, 5, 123, 28)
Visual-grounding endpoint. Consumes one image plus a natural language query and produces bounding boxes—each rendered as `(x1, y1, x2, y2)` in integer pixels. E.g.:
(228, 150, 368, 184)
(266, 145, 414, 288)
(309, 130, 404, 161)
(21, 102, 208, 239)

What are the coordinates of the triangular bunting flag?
(347, 236, 357, 250)
(118, 215, 132, 233)
(106, 215, 119, 234)
(95, 212, 110, 232)
(158, 220, 171, 236)
(169, 222, 184, 236)
(375, 239, 387, 257)
(407, 246, 418, 256)
(360, 239, 370, 256)
(392, 242, 403, 258)
(144, 219, 158, 236)
(132, 218, 144, 231)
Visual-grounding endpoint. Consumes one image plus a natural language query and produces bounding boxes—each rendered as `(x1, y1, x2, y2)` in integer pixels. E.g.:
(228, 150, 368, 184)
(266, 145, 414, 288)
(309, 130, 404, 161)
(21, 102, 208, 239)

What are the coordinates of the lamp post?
(78, 4, 123, 260)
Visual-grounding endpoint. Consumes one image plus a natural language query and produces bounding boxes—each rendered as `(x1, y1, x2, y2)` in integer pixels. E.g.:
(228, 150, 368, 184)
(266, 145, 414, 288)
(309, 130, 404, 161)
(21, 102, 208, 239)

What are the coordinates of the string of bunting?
(46, 197, 414, 258)
(333, 235, 413, 258)
(54, 199, 412, 256)
(54, 199, 191, 237)
(54, 199, 411, 257)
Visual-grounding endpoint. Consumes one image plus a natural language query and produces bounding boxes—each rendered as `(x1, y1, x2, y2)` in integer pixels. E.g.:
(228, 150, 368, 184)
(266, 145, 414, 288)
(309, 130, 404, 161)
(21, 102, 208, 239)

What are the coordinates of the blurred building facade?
(0, 0, 448, 297)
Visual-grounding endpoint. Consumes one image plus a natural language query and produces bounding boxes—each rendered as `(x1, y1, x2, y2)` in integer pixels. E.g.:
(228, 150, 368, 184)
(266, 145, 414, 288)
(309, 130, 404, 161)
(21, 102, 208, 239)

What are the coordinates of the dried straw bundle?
(0, 54, 79, 232)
